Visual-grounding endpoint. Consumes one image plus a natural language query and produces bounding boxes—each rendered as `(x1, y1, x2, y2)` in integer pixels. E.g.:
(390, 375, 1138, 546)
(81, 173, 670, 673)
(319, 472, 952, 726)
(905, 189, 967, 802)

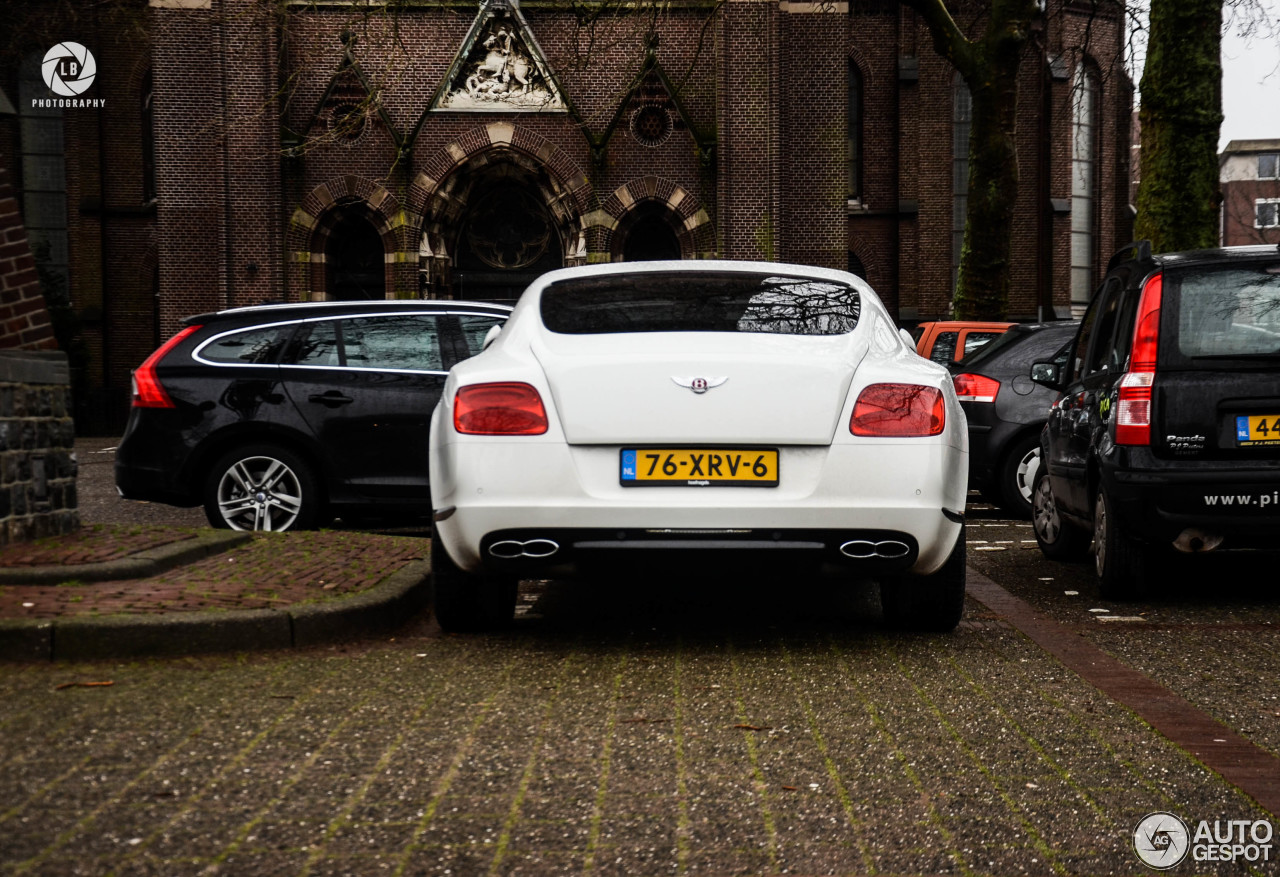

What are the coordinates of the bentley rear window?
(540, 273, 862, 336)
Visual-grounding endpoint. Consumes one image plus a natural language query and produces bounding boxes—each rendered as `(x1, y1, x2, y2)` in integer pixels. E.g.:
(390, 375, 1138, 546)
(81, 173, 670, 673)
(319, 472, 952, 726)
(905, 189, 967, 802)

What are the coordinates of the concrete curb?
(0, 559, 432, 661)
(0, 531, 253, 585)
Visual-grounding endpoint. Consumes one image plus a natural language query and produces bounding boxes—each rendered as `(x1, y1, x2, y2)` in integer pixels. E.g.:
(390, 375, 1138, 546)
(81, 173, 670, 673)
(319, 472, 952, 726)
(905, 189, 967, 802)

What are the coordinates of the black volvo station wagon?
(116, 300, 510, 531)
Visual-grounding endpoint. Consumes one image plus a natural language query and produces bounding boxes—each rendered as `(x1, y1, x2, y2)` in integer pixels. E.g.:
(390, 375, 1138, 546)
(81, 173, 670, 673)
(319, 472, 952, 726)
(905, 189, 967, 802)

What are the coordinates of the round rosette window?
(630, 106, 674, 147)
(327, 102, 370, 146)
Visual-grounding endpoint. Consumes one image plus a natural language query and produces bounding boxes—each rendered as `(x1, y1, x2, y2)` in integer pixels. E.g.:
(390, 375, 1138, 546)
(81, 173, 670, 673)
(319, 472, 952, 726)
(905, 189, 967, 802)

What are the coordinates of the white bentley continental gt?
(428, 261, 969, 631)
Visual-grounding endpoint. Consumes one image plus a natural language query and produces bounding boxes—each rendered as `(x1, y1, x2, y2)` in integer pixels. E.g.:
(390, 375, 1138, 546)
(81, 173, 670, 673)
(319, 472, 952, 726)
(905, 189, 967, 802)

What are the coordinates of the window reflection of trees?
(206, 327, 289, 364)
(737, 279, 861, 334)
(541, 274, 862, 336)
(1177, 269, 1280, 357)
(342, 317, 442, 370)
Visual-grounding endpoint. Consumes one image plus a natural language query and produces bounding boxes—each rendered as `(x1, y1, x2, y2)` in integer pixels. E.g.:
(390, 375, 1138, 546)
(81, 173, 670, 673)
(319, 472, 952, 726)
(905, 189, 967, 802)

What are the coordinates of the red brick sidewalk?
(0, 524, 198, 566)
(0, 527, 427, 619)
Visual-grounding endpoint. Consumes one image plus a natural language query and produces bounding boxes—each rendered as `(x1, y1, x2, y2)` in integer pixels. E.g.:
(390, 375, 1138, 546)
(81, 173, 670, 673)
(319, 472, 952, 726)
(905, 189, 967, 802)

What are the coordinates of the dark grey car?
(947, 321, 1078, 517)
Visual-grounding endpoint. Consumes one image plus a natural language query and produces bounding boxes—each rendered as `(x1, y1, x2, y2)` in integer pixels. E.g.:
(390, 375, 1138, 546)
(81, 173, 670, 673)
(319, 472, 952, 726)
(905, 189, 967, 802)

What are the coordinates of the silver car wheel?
(1014, 446, 1041, 505)
(216, 455, 304, 532)
(1032, 474, 1060, 543)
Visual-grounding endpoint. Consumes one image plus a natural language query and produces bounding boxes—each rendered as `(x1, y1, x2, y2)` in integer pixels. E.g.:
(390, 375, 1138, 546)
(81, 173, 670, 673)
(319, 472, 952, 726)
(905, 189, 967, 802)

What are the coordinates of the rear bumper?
(431, 439, 968, 576)
(114, 418, 199, 506)
(1103, 463, 1280, 549)
(471, 526, 930, 578)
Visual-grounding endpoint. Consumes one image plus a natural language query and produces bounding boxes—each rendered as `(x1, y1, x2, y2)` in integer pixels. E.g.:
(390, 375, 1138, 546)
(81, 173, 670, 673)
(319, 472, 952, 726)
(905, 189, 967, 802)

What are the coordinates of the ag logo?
(1133, 812, 1190, 869)
(42, 42, 97, 97)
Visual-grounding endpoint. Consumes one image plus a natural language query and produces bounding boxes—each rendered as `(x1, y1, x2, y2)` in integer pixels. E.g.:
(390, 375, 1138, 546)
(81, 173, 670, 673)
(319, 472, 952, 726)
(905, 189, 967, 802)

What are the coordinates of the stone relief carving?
(440, 19, 563, 111)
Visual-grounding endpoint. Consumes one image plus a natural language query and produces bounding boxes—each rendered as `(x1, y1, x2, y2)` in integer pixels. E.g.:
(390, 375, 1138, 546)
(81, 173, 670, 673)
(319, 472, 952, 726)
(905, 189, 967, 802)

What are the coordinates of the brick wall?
(5, 0, 1134, 414)
(0, 159, 77, 545)
(0, 164, 57, 351)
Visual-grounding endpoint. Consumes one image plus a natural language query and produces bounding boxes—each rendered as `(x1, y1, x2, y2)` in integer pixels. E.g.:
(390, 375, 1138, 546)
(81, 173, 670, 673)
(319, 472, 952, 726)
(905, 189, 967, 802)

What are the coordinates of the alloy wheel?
(216, 455, 304, 531)
(1032, 475, 1061, 543)
(1014, 446, 1040, 505)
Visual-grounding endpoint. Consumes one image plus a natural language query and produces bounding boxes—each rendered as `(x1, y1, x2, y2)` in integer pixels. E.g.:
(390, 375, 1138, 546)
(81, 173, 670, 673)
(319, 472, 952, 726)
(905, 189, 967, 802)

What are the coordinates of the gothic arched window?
(953, 74, 972, 293)
(848, 60, 863, 202)
(1071, 64, 1100, 309)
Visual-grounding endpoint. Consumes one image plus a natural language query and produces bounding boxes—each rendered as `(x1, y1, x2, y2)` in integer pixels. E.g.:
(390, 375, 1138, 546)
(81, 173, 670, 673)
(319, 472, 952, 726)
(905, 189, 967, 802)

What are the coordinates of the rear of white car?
(429, 262, 968, 630)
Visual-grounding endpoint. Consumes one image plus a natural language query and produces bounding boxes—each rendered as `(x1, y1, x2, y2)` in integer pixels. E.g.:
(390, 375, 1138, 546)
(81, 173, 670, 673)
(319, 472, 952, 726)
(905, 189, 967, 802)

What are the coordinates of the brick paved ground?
(0, 525, 198, 567)
(0, 529, 427, 619)
(0, 597, 1270, 877)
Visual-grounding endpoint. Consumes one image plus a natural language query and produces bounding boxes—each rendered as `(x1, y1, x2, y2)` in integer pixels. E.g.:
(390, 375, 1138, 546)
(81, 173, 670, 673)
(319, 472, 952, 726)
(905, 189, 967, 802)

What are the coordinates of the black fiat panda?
(1029, 241, 1280, 597)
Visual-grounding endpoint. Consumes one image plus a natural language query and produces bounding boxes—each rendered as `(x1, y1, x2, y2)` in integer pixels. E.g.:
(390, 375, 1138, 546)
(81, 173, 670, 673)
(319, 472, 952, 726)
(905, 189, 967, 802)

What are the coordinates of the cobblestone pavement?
(0, 438, 1276, 875)
(964, 512, 1280, 772)
(0, 526, 426, 618)
(0, 526, 198, 567)
(2, 597, 1272, 877)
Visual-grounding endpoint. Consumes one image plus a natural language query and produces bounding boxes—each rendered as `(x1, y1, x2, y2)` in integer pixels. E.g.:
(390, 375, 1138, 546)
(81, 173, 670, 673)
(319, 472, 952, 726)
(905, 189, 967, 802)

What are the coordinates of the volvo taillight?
(454, 382, 548, 435)
(131, 325, 201, 409)
(952, 373, 1001, 403)
(1115, 274, 1163, 446)
(850, 383, 946, 437)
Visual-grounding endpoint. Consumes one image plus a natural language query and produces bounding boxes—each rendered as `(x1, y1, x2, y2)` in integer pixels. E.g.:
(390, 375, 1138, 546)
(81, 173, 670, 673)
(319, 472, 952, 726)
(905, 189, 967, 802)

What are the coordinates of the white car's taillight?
(454, 382, 548, 435)
(850, 383, 946, 437)
(1115, 274, 1163, 446)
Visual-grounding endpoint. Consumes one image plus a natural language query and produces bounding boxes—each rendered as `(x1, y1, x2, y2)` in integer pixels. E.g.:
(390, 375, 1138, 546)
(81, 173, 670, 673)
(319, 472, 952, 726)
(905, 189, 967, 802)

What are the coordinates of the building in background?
(2, 0, 1132, 434)
(1220, 139, 1280, 246)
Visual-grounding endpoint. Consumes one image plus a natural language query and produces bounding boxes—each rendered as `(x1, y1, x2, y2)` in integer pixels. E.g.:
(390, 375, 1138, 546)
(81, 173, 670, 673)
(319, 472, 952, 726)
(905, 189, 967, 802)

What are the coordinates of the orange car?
(913, 321, 1015, 364)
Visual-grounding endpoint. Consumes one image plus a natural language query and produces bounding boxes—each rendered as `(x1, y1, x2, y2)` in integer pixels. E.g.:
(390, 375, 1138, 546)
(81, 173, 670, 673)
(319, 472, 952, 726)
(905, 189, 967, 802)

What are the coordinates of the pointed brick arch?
(409, 123, 592, 223)
(588, 176, 714, 261)
(410, 124, 593, 294)
(287, 176, 416, 301)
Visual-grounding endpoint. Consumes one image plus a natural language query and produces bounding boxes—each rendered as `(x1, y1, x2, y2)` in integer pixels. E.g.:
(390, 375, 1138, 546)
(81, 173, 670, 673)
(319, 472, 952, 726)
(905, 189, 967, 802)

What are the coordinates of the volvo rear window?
(540, 273, 861, 336)
(1168, 263, 1280, 362)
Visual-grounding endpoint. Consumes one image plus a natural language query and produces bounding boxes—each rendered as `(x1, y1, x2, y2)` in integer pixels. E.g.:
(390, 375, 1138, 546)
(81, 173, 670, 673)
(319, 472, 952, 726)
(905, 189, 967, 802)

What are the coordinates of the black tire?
(1031, 463, 1090, 561)
(998, 434, 1041, 518)
(881, 524, 966, 632)
(1093, 488, 1157, 600)
(203, 443, 322, 532)
(430, 526, 518, 632)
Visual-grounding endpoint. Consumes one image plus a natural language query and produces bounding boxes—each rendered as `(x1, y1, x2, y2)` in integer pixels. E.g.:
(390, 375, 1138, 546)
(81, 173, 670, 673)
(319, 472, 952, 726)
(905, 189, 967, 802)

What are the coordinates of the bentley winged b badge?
(671, 376, 728, 394)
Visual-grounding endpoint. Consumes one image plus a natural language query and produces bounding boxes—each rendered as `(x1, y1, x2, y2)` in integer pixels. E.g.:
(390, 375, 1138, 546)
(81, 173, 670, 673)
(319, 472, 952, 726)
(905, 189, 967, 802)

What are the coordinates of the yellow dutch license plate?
(620, 448, 779, 487)
(1236, 415, 1280, 446)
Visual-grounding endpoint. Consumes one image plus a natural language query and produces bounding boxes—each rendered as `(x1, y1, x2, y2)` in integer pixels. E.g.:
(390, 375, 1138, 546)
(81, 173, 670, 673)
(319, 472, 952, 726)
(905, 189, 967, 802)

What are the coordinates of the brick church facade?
(2, 0, 1132, 433)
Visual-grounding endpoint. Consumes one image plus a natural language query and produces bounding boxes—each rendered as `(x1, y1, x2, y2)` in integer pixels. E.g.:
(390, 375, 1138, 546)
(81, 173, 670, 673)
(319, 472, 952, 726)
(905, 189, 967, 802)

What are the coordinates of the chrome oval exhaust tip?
(839, 540, 878, 559)
(521, 539, 560, 558)
(874, 540, 911, 559)
(488, 539, 561, 559)
(488, 540, 527, 559)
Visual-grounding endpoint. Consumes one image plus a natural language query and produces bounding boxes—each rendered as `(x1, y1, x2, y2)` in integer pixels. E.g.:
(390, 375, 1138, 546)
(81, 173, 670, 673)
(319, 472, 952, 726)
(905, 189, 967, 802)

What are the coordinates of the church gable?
(432, 0, 565, 113)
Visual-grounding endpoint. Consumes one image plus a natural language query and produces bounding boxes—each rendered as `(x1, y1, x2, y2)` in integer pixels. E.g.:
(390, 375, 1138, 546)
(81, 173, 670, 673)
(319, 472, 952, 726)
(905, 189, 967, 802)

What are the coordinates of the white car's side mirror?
(899, 328, 916, 349)
(482, 323, 503, 351)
